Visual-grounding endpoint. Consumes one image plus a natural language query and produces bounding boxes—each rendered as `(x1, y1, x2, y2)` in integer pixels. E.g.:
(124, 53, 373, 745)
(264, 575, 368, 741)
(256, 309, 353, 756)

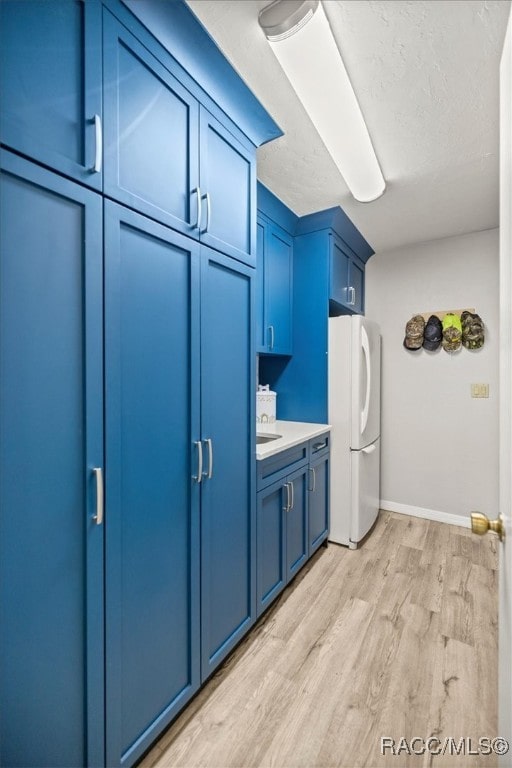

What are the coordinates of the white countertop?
(256, 420, 331, 461)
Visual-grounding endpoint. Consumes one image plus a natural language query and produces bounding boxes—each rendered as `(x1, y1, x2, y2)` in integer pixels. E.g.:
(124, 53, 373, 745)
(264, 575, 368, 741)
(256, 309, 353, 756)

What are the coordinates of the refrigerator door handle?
(361, 443, 377, 455)
(361, 325, 371, 436)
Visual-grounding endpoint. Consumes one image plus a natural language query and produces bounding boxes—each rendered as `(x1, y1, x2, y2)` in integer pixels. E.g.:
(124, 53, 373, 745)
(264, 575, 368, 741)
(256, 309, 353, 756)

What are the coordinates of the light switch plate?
(471, 383, 489, 398)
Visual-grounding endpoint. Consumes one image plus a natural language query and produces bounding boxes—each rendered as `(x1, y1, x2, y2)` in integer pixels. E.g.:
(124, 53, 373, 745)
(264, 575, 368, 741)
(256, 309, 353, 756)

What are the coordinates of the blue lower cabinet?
(257, 480, 287, 614)
(286, 467, 309, 578)
(200, 248, 256, 680)
(308, 452, 330, 554)
(104, 201, 201, 767)
(256, 464, 308, 617)
(257, 440, 330, 617)
(0, 151, 105, 767)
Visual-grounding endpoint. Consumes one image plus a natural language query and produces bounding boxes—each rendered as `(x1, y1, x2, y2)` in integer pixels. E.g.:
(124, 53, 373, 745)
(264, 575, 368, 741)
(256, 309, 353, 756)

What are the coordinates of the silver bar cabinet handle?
(283, 482, 290, 512)
(289, 480, 294, 510)
(309, 467, 316, 493)
(268, 325, 275, 350)
(348, 286, 356, 306)
(93, 114, 102, 173)
(201, 192, 211, 234)
(193, 441, 203, 483)
(192, 187, 202, 230)
(92, 467, 104, 525)
(203, 438, 213, 480)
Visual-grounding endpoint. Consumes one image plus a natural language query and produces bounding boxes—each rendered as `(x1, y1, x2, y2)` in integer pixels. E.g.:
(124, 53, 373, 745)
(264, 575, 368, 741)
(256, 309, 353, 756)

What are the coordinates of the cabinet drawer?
(257, 442, 308, 490)
(309, 433, 330, 459)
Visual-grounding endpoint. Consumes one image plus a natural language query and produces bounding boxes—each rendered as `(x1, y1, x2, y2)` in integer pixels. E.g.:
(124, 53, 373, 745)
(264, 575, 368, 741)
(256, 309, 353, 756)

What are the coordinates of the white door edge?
(499, 10, 512, 760)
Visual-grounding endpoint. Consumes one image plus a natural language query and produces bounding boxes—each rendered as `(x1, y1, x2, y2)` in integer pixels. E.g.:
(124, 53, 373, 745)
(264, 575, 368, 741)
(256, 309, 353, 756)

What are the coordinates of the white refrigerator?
(328, 315, 381, 549)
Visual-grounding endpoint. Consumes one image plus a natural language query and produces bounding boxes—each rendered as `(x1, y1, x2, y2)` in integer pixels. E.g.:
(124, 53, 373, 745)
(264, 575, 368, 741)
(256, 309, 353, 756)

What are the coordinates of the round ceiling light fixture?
(258, 0, 319, 42)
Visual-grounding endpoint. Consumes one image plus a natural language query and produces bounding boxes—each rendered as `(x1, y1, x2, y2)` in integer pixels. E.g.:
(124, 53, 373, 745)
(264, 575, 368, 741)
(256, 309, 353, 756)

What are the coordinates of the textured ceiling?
(187, 0, 510, 253)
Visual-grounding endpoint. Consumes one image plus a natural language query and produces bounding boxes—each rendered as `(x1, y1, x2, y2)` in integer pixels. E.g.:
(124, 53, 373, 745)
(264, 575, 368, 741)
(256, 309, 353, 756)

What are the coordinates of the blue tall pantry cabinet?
(0, 151, 105, 768)
(0, 1, 281, 767)
(103, 203, 202, 766)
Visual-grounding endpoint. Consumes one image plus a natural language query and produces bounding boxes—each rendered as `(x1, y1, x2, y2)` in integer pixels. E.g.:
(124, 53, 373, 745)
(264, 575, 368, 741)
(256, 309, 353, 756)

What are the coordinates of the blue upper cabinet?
(102, 9, 200, 239)
(296, 208, 373, 315)
(269, 208, 374, 424)
(329, 234, 351, 309)
(264, 220, 293, 354)
(102, 3, 264, 267)
(0, 0, 103, 191)
(199, 108, 256, 265)
(295, 206, 373, 318)
(329, 232, 365, 314)
(256, 218, 267, 350)
(257, 185, 297, 355)
(348, 254, 365, 314)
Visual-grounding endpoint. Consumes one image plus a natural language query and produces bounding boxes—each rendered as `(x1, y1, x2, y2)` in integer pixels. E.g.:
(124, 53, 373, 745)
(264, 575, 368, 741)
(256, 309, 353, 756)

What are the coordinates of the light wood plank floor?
(139, 512, 498, 768)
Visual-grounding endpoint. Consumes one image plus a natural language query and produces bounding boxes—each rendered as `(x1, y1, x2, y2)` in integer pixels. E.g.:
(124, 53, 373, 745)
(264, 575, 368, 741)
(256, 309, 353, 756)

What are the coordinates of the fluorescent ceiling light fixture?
(258, 0, 386, 203)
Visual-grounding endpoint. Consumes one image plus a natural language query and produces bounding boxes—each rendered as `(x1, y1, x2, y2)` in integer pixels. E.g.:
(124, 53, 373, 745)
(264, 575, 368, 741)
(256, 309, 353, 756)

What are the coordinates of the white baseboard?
(380, 500, 471, 529)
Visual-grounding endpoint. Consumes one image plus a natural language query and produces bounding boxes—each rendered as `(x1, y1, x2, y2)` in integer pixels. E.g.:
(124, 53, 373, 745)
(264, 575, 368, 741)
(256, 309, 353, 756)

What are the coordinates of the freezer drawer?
(350, 437, 380, 545)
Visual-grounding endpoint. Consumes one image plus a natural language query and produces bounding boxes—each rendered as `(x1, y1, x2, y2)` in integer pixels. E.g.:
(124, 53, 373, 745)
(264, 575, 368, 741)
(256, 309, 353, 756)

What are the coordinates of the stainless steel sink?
(256, 433, 282, 445)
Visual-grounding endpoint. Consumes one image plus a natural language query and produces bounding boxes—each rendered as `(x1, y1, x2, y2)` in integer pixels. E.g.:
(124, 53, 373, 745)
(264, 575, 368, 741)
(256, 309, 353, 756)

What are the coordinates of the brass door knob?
(470, 511, 504, 541)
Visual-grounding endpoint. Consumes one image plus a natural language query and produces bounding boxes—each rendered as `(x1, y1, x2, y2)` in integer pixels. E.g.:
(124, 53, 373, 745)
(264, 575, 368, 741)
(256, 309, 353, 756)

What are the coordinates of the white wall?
(365, 228, 499, 524)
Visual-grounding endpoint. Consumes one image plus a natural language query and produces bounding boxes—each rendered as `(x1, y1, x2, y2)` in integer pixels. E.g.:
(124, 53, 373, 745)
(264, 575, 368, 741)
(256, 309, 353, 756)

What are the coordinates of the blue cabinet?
(104, 202, 201, 767)
(257, 480, 287, 614)
(285, 467, 309, 577)
(348, 255, 365, 314)
(104, 210, 255, 763)
(199, 111, 256, 265)
(264, 208, 373, 424)
(103, 6, 256, 266)
(256, 214, 293, 355)
(0, 151, 105, 768)
(0, 0, 103, 191)
(0, 2, 277, 765)
(256, 439, 325, 617)
(308, 436, 330, 554)
(200, 249, 256, 679)
(329, 233, 365, 314)
(102, 9, 200, 239)
(256, 464, 308, 615)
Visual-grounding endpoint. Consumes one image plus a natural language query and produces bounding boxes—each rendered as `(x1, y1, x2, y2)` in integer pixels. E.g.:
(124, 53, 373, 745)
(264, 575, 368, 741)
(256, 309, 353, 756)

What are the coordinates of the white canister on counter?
(256, 385, 276, 426)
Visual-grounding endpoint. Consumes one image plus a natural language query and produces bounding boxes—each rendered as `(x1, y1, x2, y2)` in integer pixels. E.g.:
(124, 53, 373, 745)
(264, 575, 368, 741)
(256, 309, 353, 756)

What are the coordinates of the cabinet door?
(200, 247, 256, 680)
(104, 202, 201, 767)
(286, 467, 309, 579)
(348, 257, 365, 314)
(309, 453, 330, 554)
(256, 481, 287, 616)
(0, 152, 104, 767)
(0, 0, 102, 191)
(265, 222, 293, 355)
(256, 216, 267, 352)
(103, 9, 200, 238)
(199, 108, 256, 267)
(329, 233, 351, 309)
